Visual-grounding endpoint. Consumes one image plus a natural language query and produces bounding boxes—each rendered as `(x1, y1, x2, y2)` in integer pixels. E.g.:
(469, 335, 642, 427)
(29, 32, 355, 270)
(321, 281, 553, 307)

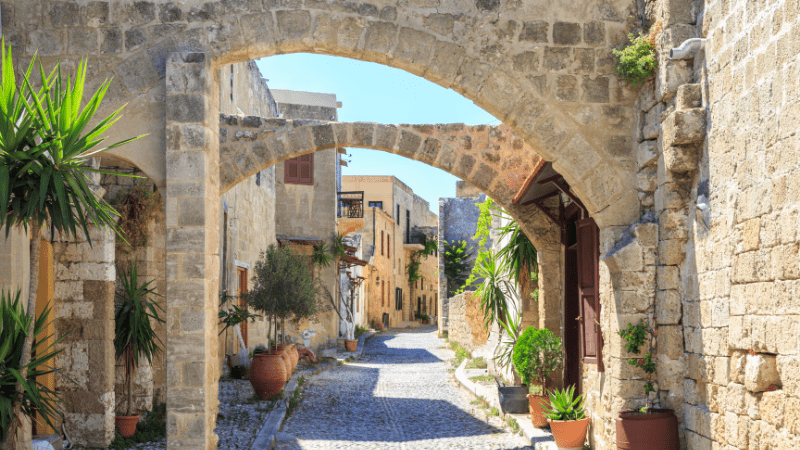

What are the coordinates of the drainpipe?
(670, 38, 707, 60)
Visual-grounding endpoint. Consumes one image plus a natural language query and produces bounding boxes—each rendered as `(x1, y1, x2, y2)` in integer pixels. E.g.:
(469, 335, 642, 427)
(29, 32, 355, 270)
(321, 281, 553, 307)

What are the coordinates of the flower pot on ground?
(249, 352, 287, 399)
(114, 415, 140, 439)
(544, 386, 590, 450)
(113, 263, 165, 438)
(616, 409, 679, 450)
(344, 339, 358, 352)
(615, 319, 679, 450)
(512, 327, 563, 428)
(498, 385, 529, 414)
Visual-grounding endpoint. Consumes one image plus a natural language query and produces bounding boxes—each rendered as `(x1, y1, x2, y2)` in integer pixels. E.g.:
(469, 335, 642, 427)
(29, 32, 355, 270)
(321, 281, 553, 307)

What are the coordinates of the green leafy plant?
(612, 25, 660, 86)
(506, 416, 520, 433)
(0, 39, 141, 446)
(488, 407, 499, 416)
(113, 182, 161, 252)
(618, 319, 658, 409)
(465, 357, 487, 369)
(218, 290, 262, 336)
(0, 291, 70, 444)
(114, 262, 165, 417)
(414, 312, 430, 321)
(407, 237, 438, 285)
(245, 245, 319, 351)
(459, 197, 495, 293)
(512, 327, 563, 394)
(543, 385, 586, 421)
(469, 375, 495, 384)
(443, 240, 473, 296)
(354, 325, 369, 338)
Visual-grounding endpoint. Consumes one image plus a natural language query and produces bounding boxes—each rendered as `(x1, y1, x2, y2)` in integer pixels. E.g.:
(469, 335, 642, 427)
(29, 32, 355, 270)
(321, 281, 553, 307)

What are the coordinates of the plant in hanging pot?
(244, 245, 318, 399)
(114, 263, 165, 438)
(544, 386, 590, 450)
(615, 318, 679, 450)
(512, 326, 563, 428)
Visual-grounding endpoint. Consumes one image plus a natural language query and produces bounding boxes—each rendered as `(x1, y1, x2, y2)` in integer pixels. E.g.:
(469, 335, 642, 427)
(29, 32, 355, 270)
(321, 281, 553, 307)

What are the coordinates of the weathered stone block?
(519, 21, 548, 43)
(395, 28, 435, 67)
(760, 391, 786, 427)
(582, 76, 609, 103)
(745, 354, 780, 392)
(276, 10, 311, 41)
(662, 108, 706, 147)
(555, 75, 578, 101)
(584, 21, 605, 46)
(543, 47, 572, 71)
(677, 83, 703, 110)
(656, 59, 692, 101)
(553, 22, 581, 45)
(642, 103, 663, 140)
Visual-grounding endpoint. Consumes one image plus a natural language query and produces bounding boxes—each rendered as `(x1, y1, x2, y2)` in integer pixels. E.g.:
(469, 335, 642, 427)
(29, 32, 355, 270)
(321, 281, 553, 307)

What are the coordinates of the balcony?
(337, 191, 364, 218)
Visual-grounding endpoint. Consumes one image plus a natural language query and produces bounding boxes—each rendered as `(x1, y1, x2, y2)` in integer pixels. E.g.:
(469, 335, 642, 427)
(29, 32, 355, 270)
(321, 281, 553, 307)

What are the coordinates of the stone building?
(340, 176, 439, 328)
(3, 0, 800, 448)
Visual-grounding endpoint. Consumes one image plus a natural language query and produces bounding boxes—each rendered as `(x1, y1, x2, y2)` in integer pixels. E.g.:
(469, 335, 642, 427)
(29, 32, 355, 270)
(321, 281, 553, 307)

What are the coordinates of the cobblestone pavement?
(276, 326, 531, 450)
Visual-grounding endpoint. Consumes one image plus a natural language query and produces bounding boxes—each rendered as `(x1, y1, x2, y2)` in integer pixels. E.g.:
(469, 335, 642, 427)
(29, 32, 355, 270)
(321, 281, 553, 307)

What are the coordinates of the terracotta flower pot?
(277, 345, 296, 372)
(616, 409, 679, 450)
(115, 414, 140, 438)
(550, 417, 590, 449)
(344, 339, 358, 352)
(528, 394, 551, 428)
(249, 353, 287, 399)
(276, 347, 292, 375)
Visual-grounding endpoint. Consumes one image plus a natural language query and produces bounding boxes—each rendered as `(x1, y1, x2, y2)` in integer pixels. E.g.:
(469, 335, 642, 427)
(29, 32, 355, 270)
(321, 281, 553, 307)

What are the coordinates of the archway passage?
(5, 0, 642, 223)
(219, 116, 543, 206)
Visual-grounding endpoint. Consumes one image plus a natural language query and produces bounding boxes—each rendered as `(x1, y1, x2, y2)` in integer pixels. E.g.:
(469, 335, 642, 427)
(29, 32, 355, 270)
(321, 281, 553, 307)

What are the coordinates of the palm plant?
(443, 240, 473, 296)
(0, 290, 70, 445)
(0, 40, 141, 447)
(495, 217, 538, 288)
(114, 262, 165, 417)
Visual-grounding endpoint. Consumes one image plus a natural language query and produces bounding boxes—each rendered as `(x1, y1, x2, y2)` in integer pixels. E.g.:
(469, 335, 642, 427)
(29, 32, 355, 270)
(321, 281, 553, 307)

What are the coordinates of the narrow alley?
(275, 327, 530, 450)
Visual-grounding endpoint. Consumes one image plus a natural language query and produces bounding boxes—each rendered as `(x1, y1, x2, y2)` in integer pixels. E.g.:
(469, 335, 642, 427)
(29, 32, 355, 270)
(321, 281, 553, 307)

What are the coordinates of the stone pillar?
(165, 52, 220, 450)
(52, 226, 116, 448)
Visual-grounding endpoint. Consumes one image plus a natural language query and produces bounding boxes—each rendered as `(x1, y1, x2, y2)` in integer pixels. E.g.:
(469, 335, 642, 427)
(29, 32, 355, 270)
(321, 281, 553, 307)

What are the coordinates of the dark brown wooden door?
(238, 268, 248, 350)
(576, 218, 603, 371)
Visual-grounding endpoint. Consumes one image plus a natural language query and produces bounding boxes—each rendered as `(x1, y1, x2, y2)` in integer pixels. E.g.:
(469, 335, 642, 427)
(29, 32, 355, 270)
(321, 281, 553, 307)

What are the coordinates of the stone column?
(165, 52, 220, 450)
(52, 226, 116, 448)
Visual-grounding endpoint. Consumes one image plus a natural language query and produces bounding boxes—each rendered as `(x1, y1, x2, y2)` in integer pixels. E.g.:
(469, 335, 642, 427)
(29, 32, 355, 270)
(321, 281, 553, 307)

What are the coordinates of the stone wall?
(447, 292, 489, 352)
(52, 225, 117, 448)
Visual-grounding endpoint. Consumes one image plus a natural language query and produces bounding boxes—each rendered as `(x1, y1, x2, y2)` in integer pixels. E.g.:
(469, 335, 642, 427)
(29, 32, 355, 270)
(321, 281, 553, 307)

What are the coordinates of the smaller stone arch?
(218, 115, 544, 208)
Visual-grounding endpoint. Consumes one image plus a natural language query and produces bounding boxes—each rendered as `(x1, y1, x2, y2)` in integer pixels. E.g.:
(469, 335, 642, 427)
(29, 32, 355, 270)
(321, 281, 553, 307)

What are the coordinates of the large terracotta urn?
(249, 352, 287, 399)
(528, 394, 551, 428)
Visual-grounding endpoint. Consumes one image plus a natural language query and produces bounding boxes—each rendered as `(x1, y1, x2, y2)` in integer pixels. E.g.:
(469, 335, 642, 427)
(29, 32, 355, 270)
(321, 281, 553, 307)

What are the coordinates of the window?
(369, 201, 383, 209)
(255, 171, 261, 186)
(381, 231, 384, 256)
(406, 210, 410, 243)
(284, 154, 313, 185)
(395, 288, 403, 311)
(397, 204, 400, 224)
(381, 280, 385, 307)
(387, 236, 390, 258)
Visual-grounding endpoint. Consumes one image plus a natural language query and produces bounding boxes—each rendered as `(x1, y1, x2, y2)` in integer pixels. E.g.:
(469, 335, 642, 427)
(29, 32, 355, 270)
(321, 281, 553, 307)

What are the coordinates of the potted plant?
(512, 326, 563, 428)
(615, 318, 679, 450)
(544, 385, 590, 449)
(114, 262, 165, 438)
(244, 245, 318, 399)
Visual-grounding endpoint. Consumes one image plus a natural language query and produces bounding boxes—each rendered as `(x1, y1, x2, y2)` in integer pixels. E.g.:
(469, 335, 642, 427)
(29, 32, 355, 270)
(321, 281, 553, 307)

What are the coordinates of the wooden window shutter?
(387, 236, 391, 258)
(381, 280, 384, 307)
(381, 231, 384, 256)
(576, 217, 603, 371)
(284, 154, 314, 185)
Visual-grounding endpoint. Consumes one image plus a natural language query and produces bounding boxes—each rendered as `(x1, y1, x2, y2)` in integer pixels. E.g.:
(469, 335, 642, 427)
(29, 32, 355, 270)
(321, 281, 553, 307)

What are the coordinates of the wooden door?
(576, 218, 603, 371)
(238, 268, 248, 350)
(34, 242, 55, 435)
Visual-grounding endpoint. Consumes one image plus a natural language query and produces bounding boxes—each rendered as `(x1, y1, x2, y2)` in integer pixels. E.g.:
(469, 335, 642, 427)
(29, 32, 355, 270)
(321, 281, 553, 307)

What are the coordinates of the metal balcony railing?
(337, 191, 364, 218)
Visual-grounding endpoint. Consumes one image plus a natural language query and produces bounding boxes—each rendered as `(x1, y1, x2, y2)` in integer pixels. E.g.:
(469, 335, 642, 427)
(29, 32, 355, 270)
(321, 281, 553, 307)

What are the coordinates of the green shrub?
(354, 325, 369, 338)
(612, 30, 658, 87)
(512, 327, 563, 394)
(465, 357, 487, 369)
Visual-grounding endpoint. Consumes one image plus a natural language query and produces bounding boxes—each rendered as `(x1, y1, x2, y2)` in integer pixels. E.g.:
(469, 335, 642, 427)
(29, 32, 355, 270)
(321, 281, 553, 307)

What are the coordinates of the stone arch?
(6, 0, 642, 225)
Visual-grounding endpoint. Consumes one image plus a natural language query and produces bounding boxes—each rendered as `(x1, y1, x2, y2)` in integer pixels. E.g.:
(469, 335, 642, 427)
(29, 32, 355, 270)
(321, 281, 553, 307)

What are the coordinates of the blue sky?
(255, 54, 498, 212)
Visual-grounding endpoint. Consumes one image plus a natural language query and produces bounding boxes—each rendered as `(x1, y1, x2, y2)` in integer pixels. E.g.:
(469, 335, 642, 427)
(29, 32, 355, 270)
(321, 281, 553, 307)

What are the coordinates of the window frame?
(284, 154, 314, 185)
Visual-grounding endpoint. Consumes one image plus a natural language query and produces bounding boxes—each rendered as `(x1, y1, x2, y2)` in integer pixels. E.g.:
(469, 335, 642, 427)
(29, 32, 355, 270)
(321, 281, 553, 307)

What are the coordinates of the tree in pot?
(543, 385, 590, 450)
(244, 245, 318, 398)
(312, 235, 359, 349)
(512, 326, 563, 428)
(0, 41, 141, 450)
(114, 263, 165, 438)
(615, 318, 679, 450)
(218, 293, 261, 379)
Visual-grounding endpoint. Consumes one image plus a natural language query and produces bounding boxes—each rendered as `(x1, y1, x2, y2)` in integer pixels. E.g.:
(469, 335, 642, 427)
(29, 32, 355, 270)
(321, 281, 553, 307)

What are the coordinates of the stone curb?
(453, 359, 556, 449)
(249, 359, 337, 450)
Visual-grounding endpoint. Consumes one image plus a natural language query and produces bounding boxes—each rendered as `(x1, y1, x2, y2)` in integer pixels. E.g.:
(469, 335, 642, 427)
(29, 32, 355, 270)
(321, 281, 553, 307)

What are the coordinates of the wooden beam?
(551, 179, 588, 212)
(522, 190, 559, 206)
(537, 173, 564, 185)
(533, 200, 562, 226)
(512, 159, 547, 204)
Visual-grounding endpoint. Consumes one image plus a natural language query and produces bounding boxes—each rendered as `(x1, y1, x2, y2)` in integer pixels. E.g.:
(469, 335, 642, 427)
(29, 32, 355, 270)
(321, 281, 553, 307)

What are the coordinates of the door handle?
(576, 316, 583, 321)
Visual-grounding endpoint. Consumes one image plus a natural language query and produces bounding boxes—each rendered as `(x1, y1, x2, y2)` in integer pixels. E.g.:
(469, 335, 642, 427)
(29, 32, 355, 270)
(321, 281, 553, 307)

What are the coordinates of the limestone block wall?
(52, 225, 117, 448)
(447, 292, 489, 352)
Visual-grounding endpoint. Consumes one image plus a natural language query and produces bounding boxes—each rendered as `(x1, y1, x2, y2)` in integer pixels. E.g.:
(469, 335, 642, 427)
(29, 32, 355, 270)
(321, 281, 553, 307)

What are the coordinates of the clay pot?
(115, 415, 140, 438)
(275, 347, 292, 375)
(249, 353, 287, 399)
(550, 417, 590, 449)
(344, 339, 358, 352)
(276, 345, 295, 373)
(616, 409, 679, 450)
(286, 344, 299, 370)
(528, 394, 551, 428)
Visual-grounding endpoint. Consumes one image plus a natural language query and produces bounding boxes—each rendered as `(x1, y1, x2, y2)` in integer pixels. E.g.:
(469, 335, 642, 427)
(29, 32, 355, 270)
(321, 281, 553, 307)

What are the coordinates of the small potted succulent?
(544, 385, 590, 449)
(615, 318, 679, 450)
(512, 326, 563, 428)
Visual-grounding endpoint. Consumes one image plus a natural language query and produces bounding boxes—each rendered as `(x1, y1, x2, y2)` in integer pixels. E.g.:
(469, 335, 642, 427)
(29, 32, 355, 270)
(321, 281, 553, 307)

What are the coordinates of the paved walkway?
(275, 326, 531, 450)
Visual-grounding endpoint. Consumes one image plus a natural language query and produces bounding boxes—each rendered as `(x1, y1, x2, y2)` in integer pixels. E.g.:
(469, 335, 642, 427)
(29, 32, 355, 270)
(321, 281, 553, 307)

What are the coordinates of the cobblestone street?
(276, 327, 530, 450)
